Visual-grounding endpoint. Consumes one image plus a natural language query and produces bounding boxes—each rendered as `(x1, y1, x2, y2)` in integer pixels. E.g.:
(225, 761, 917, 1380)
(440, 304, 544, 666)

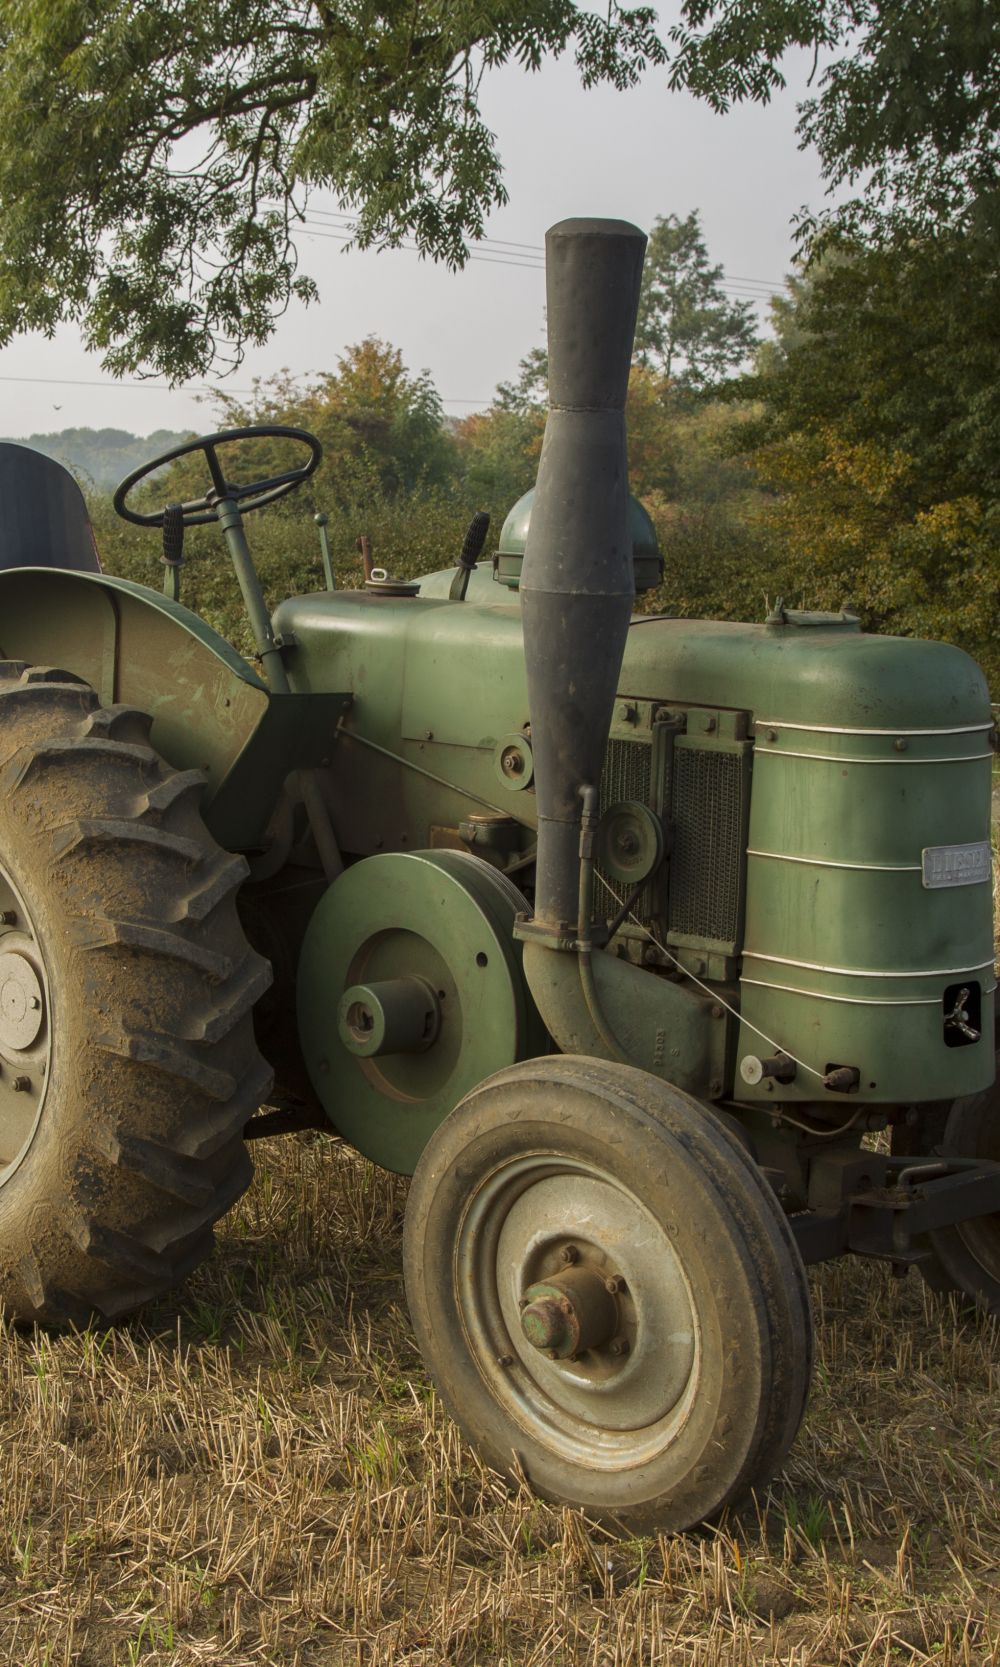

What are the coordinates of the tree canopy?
(634, 211, 759, 390)
(736, 231, 1000, 680)
(0, 0, 663, 379)
(668, 1, 1000, 248)
(4, 2, 1000, 378)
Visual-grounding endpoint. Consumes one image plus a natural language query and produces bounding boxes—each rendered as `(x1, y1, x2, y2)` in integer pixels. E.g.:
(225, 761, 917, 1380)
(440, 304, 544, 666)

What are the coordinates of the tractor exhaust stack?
(520, 217, 647, 932)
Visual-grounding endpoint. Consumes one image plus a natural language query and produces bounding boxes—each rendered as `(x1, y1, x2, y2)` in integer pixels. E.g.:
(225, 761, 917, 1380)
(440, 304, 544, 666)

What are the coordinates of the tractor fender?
(0, 568, 350, 850)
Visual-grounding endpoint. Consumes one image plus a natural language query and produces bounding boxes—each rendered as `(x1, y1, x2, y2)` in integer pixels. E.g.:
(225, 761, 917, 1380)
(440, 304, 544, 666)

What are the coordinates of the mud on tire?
(0, 663, 272, 1323)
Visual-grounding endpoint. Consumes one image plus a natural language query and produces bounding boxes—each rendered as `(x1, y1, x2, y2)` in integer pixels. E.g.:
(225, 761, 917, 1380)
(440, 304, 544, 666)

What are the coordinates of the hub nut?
(518, 1267, 618, 1360)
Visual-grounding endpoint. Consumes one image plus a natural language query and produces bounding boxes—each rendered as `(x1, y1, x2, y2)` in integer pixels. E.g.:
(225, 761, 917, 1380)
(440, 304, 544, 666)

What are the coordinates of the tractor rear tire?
(919, 1055, 1000, 1317)
(0, 662, 272, 1324)
(404, 1055, 813, 1534)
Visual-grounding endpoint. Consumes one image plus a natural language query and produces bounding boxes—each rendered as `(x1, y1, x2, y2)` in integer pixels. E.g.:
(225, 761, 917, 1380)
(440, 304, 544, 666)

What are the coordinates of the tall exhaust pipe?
(520, 217, 647, 934)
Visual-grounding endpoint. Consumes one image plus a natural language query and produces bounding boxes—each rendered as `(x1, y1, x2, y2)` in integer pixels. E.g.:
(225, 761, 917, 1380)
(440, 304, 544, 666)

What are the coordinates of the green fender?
(0, 568, 350, 850)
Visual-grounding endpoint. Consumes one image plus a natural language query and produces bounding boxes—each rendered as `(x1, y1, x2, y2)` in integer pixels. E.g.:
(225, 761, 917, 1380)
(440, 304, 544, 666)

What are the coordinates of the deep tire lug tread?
(186, 954, 273, 1043)
(81, 705, 154, 743)
(0, 665, 270, 1325)
(95, 1028, 237, 1101)
(68, 1212, 168, 1284)
(18, 1254, 46, 1311)
(52, 817, 205, 864)
(177, 852, 250, 922)
(96, 1128, 216, 1208)
(66, 917, 234, 981)
(188, 1060, 274, 1158)
(18, 666, 90, 688)
(141, 771, 208, 815)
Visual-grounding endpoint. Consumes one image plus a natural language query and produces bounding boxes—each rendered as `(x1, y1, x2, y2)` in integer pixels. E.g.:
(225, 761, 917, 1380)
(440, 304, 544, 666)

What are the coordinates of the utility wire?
(295, 204, 791, 295)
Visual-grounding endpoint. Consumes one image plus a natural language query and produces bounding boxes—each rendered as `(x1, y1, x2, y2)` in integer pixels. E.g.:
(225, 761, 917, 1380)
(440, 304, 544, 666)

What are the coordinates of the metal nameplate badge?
(921, 841, 993, 889)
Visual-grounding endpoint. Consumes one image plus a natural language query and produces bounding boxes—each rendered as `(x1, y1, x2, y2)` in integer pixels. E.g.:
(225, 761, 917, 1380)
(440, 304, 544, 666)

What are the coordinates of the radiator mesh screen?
(668, 747, 744, 944)
(597, 739, 653, 922)
(597, 731, 747, 949)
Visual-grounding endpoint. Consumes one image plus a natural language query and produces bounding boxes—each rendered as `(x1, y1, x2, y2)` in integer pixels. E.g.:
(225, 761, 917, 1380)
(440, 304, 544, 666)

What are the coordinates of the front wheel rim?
(455, 1150, 702, 1471)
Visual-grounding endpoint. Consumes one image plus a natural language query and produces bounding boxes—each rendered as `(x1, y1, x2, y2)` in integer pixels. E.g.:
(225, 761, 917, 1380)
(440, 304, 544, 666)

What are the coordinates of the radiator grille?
(597, 727, 749, 951)
(668, 747, 745, 945)
(597, 738, 653, 922)
(600, 737, 652, 813)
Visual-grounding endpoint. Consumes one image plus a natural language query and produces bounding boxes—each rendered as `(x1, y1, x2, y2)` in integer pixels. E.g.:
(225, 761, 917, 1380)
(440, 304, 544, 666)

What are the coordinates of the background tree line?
(5, 0, 999, 676)
(91, 204, 1000, 686)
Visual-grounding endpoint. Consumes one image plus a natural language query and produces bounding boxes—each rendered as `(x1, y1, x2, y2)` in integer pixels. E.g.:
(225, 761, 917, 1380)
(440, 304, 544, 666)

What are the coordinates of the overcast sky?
(0, 42, 828, 439)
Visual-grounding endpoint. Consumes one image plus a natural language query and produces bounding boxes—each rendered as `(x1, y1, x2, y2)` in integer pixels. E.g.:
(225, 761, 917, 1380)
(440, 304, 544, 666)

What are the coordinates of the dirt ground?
(0, 1134, 996, 1667)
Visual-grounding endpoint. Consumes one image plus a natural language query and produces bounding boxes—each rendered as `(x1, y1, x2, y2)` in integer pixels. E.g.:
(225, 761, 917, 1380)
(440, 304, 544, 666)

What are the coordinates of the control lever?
(450, 511, 491, 601)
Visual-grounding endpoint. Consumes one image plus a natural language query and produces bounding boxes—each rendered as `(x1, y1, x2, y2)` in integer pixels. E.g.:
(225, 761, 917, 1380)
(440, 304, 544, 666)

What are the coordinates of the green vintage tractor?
(0, 219, 996, 1533)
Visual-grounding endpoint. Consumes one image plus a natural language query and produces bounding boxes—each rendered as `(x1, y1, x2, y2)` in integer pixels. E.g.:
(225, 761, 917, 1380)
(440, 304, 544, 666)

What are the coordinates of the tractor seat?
(0, 443, 101, 573)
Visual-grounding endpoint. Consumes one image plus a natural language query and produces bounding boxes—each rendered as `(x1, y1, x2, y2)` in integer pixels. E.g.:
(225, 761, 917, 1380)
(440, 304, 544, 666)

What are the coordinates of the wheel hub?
(297, 850, 546, 1174)
(0, 950, 44, 1052)
(519, 1266, 619, 1358)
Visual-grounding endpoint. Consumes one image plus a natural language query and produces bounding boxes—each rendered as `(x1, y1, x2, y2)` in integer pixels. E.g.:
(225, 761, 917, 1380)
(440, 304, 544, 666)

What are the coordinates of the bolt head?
(12, 1075, 29, 1093)
(604, 1275, 625, 1295)
(560, 1244, 580, 1265)
(0, 912, 15, 927)
(609, 1338, 630, 1357)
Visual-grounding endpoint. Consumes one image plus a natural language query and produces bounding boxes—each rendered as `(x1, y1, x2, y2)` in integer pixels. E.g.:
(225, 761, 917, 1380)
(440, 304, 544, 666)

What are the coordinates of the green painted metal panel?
(0, 569, 269, 795)
(273, 589, 537, 855)
(0, 568, 352, 852)
(617, 613, 990, 732)
(274, 584, 995, 1109)
(737, 723, 995, 1104)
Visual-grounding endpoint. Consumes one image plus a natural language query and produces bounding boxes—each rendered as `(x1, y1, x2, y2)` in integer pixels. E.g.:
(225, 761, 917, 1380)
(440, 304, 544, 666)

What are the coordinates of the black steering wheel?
(113, 425, 322, 528)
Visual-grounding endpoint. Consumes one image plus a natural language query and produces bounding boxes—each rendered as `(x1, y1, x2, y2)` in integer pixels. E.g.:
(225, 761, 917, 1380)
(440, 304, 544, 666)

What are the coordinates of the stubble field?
(0, 1132, 996, 1667)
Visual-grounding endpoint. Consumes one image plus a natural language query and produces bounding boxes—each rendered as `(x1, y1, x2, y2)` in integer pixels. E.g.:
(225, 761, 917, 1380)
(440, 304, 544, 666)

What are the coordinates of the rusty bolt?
(604, 1275, 626, 1295)
(12, 1076, 30, 1093)
(561, 1244, 580, 1266)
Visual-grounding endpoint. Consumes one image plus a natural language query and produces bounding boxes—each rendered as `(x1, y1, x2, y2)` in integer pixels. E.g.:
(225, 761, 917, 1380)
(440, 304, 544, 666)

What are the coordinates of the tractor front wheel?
(403, 1055, 813, 1533)
(0, 663, 272, 1324)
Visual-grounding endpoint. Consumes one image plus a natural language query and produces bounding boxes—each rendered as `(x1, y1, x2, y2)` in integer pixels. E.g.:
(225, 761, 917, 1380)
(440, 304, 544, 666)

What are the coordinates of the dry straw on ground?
(0, 1133, 996, 1667)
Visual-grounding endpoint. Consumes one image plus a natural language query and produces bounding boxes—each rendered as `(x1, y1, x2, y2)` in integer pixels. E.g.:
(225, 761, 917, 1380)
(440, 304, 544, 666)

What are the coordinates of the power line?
(297, 221, 547, 273)
(0, 371, 253, 393)
(0, 368, 493, 406)
(295, 204, 790, 294)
